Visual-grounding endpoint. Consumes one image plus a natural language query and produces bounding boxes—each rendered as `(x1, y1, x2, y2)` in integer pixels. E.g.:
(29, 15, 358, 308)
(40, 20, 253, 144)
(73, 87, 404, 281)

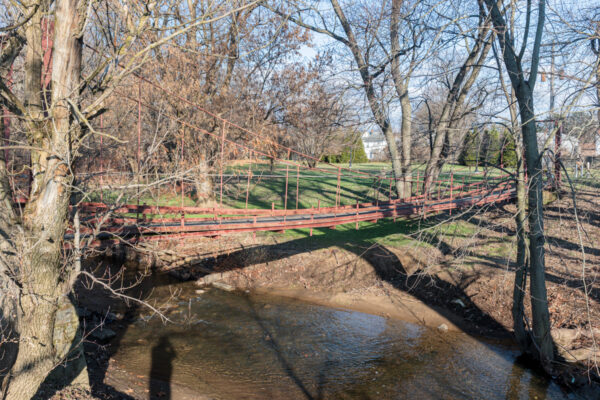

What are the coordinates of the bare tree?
(592, 22, 600, 129)
(0, 1, 260, 397)
(267, 0, 420, 197)
(422, 0, 494, 191)
(483, 0, 554, 365)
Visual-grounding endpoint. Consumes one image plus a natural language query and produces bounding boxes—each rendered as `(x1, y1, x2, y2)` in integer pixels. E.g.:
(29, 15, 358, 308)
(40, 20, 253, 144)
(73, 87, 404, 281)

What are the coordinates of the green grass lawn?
(84, 162, 510, 213)
(77, 161, 521, 254)
(219, 162, 509, 211)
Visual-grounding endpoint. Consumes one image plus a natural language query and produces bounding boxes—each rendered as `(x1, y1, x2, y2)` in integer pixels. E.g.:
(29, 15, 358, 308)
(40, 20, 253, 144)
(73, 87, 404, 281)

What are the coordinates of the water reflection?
(112, 286, 570, 400)
(506, 355, 549, 400)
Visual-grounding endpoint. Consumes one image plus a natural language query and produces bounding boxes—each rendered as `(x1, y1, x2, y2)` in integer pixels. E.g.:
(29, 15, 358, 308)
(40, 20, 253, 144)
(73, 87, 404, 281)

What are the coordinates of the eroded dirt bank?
(49, 185, 600, 398)
(145, 185, 600, 389)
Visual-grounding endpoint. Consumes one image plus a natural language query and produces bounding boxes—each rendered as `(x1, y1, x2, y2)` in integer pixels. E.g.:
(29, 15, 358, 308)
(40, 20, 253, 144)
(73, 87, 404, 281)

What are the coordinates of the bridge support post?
(449, 172, 453, 215)
(219, 122, 227, 208)
(181, 130, 185, 208)
(335, 166, 341, 209)
(296, 165, 299, 210)
(137, 77, 142, 221)
(284, 164, 289, 210)
(245, 154, 252, 209)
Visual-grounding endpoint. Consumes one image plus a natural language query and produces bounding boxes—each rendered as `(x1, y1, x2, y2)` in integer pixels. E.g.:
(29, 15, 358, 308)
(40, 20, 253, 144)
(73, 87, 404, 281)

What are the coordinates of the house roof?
(362, 132, 386, 143)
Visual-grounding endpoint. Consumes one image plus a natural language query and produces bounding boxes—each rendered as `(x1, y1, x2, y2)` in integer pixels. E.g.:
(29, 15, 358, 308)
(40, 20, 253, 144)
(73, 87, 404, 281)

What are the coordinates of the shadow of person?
(149, 336, 177, 399)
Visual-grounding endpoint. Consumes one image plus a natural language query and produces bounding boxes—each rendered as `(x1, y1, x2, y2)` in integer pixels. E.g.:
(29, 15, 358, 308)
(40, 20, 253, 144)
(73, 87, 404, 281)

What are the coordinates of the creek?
(107, 279, 575, 399)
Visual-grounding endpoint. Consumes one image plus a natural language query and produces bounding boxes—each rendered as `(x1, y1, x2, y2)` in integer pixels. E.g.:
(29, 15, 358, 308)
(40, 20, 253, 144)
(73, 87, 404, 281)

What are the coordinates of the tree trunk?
(484, 0, 554, 366)
(3, 1, 90, 397)
(423, 8, 492, 192)
(390, 0, 411, 199)
(329, 0, 404, 197)
(193, 160, 214, 206)
(519, 97, 553, 363)
(398, 90, 412, 198)
(512, 136, 529, 350)
(593, 23, 599, 128)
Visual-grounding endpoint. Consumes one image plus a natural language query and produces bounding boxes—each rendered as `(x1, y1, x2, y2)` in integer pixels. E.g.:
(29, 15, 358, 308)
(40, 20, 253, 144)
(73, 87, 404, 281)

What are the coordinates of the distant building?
(362, 131, 388, 160)
(580, 129, 600, 164)
(537, 130, 580, 157)
(538, 127, 600, 168)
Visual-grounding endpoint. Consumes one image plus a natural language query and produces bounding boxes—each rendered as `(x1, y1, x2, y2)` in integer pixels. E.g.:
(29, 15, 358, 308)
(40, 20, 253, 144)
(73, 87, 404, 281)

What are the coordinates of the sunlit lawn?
(84, 161, 510, 221)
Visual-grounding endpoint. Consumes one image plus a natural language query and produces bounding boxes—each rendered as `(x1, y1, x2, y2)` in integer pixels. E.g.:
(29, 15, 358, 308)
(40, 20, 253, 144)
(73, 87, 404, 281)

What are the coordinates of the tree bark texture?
(2, 1, 90, 398)
(390, 0, 412, 198)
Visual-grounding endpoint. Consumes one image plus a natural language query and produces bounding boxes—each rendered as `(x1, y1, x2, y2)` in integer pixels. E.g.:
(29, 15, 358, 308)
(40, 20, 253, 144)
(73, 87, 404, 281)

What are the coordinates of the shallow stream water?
(110, 281, 576, 399)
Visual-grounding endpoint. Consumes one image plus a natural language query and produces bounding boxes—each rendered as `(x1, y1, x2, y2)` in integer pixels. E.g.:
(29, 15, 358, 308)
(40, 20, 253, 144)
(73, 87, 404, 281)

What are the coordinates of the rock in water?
(212, 282, 234, 292)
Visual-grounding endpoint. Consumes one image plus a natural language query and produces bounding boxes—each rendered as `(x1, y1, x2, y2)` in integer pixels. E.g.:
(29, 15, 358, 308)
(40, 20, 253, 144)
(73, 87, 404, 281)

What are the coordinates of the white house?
(537, 130, 580, 157)
(362, 131, 388, 160)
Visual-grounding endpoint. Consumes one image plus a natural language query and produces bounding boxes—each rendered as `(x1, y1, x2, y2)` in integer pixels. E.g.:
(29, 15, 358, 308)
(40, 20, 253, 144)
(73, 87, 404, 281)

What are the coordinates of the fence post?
(181, 131, 184, 208)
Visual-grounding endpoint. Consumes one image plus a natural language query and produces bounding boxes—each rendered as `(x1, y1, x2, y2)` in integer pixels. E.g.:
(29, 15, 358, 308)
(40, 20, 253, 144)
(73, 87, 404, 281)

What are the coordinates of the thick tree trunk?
(193, 160, 214, 206)
(398, 91, 412, 198)
(3, 1, 90, 398)
(390, 0, 412, 199)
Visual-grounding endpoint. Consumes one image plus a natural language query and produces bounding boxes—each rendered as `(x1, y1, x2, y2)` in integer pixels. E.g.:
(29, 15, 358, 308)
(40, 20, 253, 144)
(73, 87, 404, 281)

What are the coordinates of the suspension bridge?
(5, 67, 516, 248)
(63, 73, 515, 247)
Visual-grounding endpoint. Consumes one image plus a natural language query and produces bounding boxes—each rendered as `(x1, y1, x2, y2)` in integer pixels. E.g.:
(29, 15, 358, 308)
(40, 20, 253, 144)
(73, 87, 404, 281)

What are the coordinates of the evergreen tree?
(321, 137, 369, 163)
(501, 132, 518, 168)
(350, 138, 369, 163)
(484, 127, 502, 166)
(459, 128, 480, 166)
